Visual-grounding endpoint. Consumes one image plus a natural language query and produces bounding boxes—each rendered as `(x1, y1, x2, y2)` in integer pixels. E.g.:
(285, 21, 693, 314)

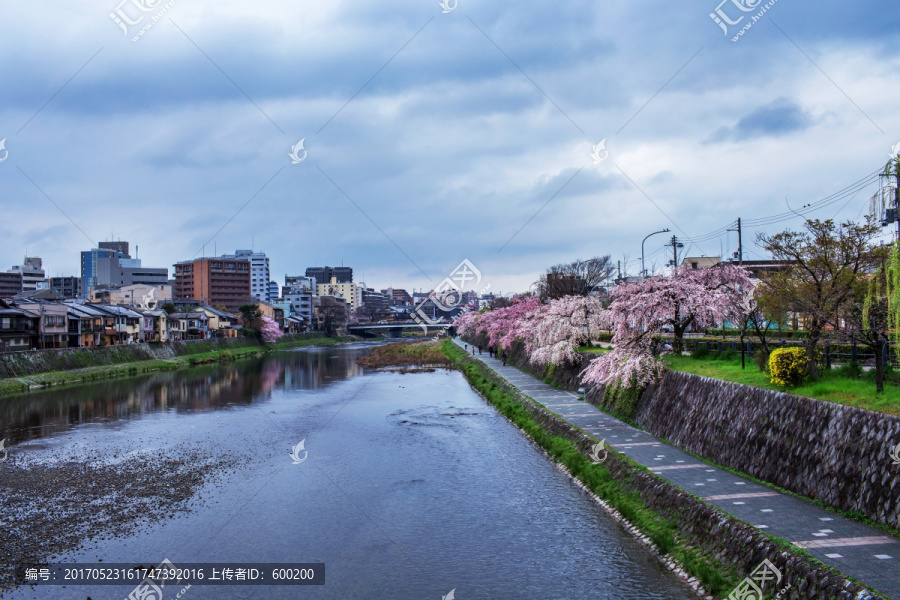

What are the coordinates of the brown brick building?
(173, 257, 251, 311)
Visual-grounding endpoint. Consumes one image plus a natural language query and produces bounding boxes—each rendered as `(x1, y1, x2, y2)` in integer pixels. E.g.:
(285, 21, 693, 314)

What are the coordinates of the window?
(0, 318, 8, 329)
(44, 316, 54, 326)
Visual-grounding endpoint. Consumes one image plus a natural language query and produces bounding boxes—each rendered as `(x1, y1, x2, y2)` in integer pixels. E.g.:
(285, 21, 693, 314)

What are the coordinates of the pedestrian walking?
(501, 351, 507, 366)
(478, 345, 483, 355)
(471, 347, 475, 356)
(488, 346, 493, 358)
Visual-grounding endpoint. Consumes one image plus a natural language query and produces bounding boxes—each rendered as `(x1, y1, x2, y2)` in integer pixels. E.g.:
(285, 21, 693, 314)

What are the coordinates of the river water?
(1, 343, 696, 599)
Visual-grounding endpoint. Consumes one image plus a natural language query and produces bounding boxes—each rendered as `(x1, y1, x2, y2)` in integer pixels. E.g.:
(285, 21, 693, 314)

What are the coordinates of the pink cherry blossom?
(260, 316, 284, 344)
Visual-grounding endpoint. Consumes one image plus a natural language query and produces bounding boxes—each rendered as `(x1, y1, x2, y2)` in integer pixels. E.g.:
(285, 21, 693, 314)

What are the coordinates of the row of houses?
(0, 299, 241, 352)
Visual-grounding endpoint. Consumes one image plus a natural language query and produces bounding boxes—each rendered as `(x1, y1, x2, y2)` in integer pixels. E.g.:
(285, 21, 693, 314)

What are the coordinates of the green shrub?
(752, 349, 770, 373)
(719, 349, 738, 361)
(769, 347, 809, 386)
(836, 360, 862, 379)
(691, 344, 710, 359)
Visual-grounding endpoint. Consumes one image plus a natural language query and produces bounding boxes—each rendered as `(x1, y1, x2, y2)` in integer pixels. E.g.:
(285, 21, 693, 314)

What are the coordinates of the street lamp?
(641, 228, 671, 278)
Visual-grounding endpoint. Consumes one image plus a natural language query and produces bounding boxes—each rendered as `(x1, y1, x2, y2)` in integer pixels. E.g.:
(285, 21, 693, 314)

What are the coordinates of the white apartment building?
(224, 250, 271, 303)
(9, 257, 45, 293)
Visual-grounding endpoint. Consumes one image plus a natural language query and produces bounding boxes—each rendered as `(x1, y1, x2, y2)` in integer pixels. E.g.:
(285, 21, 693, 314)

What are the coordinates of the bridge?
(348, 321, 452, 338)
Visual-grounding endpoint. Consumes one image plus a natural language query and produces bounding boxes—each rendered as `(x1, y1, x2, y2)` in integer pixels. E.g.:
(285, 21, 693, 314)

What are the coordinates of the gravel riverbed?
(0, 445, 237, 594)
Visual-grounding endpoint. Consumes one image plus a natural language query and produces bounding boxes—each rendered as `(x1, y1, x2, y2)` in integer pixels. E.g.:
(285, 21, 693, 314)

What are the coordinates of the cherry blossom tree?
(522, 295, 610, 366)
(260, 316, 284, 344)
(607, 263, 752, 355)
(460, 296, 542, 350)
(581, 264, 752, 388)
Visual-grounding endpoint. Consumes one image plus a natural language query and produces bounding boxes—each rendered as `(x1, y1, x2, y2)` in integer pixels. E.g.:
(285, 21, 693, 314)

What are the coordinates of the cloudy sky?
(1, 0, 898, 295)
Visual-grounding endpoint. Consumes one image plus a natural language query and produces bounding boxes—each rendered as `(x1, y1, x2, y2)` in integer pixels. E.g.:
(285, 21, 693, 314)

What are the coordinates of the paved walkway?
(453, 339, 899, 599)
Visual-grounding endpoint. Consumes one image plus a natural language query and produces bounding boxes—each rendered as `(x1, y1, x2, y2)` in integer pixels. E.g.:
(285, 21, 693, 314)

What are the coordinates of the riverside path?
(452, 338, 900, 599)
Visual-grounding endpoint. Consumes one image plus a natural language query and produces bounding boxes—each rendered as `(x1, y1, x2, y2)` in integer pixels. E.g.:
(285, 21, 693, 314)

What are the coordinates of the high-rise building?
(173, 257, 251, 311)
(81, 243, 168, 297)
(8, 257, 45, 293)
(99, 241, 130, 255)
(222, 250, 271, 302)
(305, 266, 352, 285)
(267, 281, 279, 302)
(49, 276, 83, 299)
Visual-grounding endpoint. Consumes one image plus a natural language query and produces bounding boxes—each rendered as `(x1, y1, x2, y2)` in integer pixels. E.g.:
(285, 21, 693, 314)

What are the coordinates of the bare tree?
(757, 217, 885, 380)
(534, 256, 616, 300)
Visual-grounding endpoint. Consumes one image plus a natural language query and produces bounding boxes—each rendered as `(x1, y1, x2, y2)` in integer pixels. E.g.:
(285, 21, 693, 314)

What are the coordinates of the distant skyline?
(1, 1, 899, 295)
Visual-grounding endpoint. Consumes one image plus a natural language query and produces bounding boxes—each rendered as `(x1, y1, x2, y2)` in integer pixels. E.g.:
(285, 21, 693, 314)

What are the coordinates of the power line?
(660, 168, 881, 256)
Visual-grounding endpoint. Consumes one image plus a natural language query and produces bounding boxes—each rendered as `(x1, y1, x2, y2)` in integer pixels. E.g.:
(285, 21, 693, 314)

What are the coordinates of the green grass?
(443, 340, 736, 596)
(0, 335, 355, 397)
(577, 345, 611, 354)
(665, 354, 900, 416)
(357, 340, 451, 368)
(446, 339, 885, 599)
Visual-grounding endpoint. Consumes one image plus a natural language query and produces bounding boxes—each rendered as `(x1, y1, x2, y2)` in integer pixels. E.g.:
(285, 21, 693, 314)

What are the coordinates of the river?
(0, 343, 696, 599)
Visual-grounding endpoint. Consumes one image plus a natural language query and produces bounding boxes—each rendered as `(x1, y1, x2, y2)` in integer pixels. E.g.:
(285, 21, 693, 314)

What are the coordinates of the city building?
(140, 309, 170, 343)
(257, 302, 285, 329)
(306, 266, 352, 285)
(317, 277, 360, 312)
(0, 299, 38, 352)
(49, 276, 83, 299)
(81, 242, 168, 297)
(18, 301, 69, 349)
(0, 272, 22, 298)
(285, 275, 317, 291)
(8, 257, 45, 293)
(313, 295, 348, 334)
(267, 280, 279, 303)
(89, 284, 172, 309)
(167, 312, 210, 341)
(280, 275, 317, 326)
(221, 250, 271, 303)
(197, 306, 239, 338)
(173, 257, 251, 311)
(382, 288, 413, 306)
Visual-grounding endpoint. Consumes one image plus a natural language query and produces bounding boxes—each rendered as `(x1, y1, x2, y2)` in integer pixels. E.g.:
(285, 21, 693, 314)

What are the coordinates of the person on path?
(464, 343, 468, 351)
(489, 346, 493, 358)
(478, 345, 483, 355)
(471, 347, 475, 356)
(501, 351, 507, 366)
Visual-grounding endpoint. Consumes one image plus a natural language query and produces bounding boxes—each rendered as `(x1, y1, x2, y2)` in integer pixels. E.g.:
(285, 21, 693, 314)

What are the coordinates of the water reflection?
(0, 346, 367, 447)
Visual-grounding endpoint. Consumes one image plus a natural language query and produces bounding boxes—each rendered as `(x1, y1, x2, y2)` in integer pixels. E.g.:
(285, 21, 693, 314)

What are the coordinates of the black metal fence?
(682, 338, 897, 368)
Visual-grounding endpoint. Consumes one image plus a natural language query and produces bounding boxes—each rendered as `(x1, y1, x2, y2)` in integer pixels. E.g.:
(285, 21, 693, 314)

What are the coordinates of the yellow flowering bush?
(768, 347, 809, 386)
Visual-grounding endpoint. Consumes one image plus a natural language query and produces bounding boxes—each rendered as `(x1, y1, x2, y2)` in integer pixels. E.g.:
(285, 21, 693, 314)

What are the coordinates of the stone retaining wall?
(460, 334, 900, 530)
(0, 334, 317, 379)
(621, 370, 900, 529)
(464, 358, 883, 600)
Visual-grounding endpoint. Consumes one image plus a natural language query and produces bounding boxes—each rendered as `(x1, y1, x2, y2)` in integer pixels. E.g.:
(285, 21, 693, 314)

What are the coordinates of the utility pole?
(667, 236, 684, 276)
(727, 218, 743, 265)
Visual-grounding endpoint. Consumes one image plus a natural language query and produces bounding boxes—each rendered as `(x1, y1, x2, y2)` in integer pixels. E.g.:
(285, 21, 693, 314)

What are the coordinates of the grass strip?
(443, 340, 736, 596)
(0, 336, 356, 397)
(665, 355, 900, 416)
(445, 339, 887, 599)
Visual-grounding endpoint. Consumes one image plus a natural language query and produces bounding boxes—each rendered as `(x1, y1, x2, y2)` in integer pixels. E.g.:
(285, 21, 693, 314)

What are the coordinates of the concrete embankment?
(448, 339, 886, 600)
(462, 335, 900, 530)
(0, 334, 351, 395)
